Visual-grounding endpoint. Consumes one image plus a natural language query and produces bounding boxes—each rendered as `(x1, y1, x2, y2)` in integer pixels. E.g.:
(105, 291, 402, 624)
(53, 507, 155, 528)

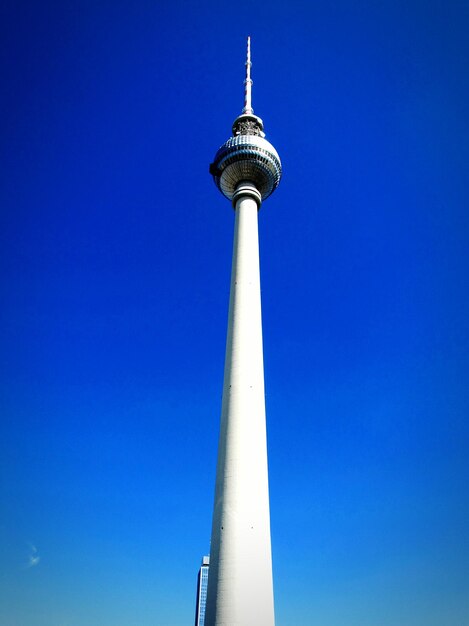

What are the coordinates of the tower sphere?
(209, 114, 282, 203)
(209, 36, 282, 205)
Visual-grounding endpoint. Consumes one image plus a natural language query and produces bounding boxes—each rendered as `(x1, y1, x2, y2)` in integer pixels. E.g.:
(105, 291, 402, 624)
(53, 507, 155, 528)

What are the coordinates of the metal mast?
(243, 36, 253, 116)
(205, 37, 282, 626)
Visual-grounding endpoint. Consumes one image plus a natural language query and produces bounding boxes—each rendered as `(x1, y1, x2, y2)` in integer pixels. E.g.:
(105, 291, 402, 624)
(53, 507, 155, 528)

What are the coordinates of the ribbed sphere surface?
(211, 134, 282, 201)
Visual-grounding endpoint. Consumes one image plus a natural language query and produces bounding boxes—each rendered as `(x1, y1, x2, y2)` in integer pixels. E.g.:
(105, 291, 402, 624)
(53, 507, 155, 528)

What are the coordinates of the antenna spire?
(229, 36, 265, 138)
(243, 36, 253, 115)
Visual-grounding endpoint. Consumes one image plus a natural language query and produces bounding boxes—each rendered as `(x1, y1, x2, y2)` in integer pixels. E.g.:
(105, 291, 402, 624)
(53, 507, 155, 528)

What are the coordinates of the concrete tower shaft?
(205, 183, 274, 626)
(205, 38, 280, 626)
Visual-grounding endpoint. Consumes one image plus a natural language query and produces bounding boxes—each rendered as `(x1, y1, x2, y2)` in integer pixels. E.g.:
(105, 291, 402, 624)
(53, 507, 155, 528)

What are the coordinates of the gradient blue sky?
(1, 1, 468, 625)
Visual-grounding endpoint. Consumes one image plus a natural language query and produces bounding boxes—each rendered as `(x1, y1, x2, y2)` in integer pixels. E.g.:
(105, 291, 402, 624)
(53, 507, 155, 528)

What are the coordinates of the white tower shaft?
(205, 183, 275, 626)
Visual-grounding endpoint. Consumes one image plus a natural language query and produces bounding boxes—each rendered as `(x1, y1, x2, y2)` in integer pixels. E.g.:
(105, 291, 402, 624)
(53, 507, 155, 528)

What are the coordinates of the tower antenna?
(243, 36, 253, 115)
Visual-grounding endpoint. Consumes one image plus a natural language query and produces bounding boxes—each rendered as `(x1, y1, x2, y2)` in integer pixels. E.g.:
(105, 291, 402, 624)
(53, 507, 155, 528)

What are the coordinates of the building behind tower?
(194, 556, 210, 626)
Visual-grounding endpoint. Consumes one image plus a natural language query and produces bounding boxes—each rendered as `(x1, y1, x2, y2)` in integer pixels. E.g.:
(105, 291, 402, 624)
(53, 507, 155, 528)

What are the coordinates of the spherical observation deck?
(209, 115, 282, 203)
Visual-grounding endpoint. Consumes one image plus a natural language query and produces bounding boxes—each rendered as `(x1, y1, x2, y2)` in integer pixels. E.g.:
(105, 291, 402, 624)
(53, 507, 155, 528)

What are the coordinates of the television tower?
(205, 37, 281, 626)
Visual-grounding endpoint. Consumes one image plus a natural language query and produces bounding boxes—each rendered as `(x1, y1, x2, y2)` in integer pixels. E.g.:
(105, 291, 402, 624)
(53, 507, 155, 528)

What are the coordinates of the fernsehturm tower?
(205, 37, 281, 626)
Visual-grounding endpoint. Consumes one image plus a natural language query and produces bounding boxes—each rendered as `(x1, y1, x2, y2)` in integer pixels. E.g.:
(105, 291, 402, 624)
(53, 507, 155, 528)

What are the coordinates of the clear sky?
(1, 1, 468, 625)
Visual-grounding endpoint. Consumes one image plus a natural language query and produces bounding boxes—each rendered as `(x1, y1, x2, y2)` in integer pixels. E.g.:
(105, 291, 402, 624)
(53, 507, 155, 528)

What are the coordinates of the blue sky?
(1, 1, 468, 625)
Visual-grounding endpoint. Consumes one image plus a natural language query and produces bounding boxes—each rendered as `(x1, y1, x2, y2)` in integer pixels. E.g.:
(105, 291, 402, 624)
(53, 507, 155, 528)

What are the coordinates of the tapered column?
(205, 182, 275, 626)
